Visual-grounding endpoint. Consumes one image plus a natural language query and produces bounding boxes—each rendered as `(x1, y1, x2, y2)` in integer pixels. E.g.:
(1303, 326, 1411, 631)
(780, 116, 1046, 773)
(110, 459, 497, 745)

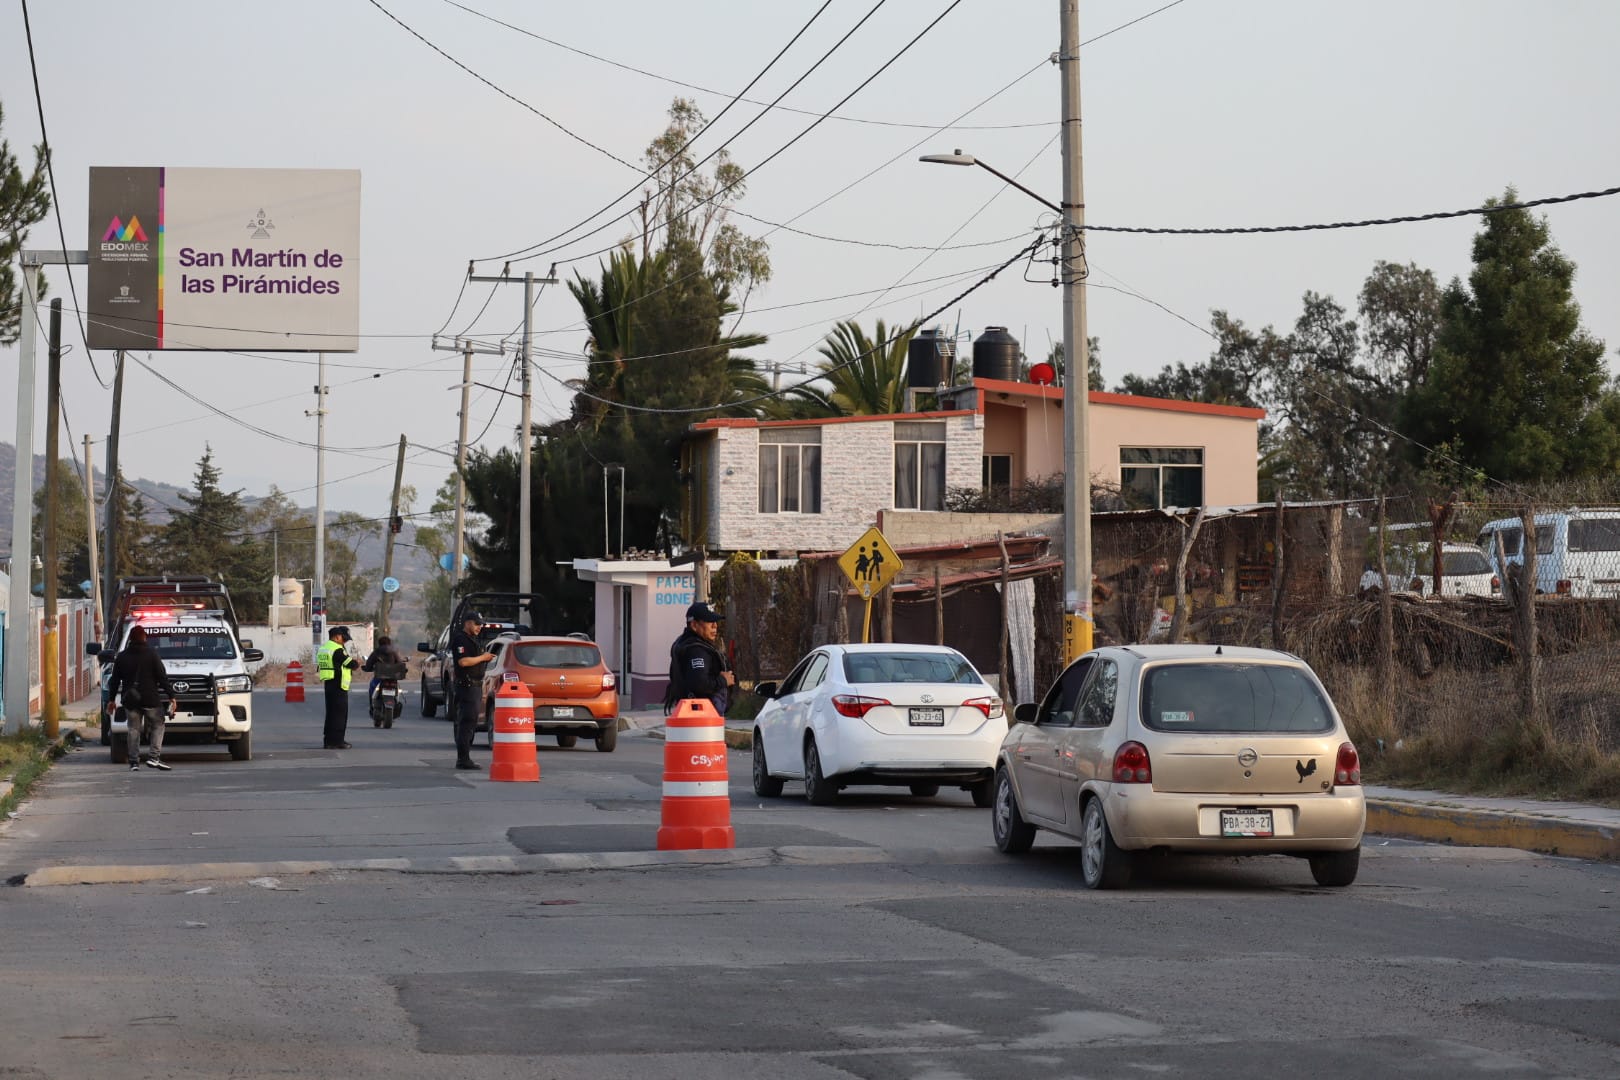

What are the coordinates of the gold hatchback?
(993, 645, 1365, 889)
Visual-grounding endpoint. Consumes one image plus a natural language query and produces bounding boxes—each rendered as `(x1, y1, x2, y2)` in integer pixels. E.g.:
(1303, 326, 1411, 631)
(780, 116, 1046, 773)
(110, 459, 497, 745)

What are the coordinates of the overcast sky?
(3, 0, 1618, 517)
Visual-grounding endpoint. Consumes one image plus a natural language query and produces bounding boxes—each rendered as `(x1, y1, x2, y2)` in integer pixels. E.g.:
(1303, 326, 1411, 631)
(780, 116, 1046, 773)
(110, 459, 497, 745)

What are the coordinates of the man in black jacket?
(105, 625, 177, 771)
(665, 602, 733, 715)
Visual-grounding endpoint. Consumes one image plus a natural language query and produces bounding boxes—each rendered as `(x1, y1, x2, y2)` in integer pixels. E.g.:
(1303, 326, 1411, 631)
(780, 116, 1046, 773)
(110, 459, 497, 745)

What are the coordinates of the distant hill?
(0, 440, 187, 553)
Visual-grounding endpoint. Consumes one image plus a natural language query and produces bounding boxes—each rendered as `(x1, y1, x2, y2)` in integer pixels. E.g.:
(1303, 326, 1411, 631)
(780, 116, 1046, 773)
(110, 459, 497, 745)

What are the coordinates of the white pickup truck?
(90, 575, 263, 763)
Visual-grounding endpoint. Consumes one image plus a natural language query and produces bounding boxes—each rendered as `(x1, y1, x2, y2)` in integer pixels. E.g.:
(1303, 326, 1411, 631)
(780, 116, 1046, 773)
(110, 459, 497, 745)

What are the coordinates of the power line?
(18, 0, 108, 389)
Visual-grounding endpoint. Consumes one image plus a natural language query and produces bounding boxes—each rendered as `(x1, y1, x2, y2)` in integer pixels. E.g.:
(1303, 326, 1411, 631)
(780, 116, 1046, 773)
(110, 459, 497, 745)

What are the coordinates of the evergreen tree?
(31, 458, 89, 596)
(0, 100, 51, 346)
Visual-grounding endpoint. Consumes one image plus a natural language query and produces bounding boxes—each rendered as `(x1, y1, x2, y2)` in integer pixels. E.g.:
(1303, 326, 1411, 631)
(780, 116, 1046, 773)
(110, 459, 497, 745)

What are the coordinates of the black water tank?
(972, 326, 1021, 381)
(907, 327, 956, 389)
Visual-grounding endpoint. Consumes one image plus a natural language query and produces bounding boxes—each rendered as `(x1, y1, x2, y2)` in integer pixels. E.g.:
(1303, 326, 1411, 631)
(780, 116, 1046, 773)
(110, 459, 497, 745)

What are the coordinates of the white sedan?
(750, 644, 1004, 806)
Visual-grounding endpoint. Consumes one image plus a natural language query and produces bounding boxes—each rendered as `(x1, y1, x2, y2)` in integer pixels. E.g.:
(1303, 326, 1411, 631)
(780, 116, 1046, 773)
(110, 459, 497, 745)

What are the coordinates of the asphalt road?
(2, 694, 1617, 1079)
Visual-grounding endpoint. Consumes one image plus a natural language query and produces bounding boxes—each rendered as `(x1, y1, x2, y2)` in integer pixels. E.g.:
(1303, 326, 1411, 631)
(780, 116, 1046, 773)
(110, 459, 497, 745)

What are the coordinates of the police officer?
(317, 625, 361, 749)
(448, 611, 495, 770)
(666, 602, 734, 715)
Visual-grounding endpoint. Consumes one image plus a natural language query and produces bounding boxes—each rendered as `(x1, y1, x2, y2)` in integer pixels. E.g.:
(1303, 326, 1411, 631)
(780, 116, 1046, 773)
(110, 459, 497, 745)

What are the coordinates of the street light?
(921, 139, 1093, 663)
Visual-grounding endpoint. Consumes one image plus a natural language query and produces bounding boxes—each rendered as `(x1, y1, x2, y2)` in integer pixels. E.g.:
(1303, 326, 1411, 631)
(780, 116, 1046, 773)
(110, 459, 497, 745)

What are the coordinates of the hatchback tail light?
(832, 694, 890, 718)
(601, 672, 616, 690)
(1112, 741, 1152, 784)
(1335, 742, 1361, 787)
(961, 696, 1004, 720)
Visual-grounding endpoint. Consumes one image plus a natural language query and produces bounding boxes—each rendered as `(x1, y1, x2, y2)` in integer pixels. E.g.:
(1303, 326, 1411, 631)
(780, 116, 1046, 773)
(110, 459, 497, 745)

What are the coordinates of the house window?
(982, 454, 1012, 493)
(895, 421, 948, 511)
(758, 428, 822, 514)
(1120, 447, 1204, 509)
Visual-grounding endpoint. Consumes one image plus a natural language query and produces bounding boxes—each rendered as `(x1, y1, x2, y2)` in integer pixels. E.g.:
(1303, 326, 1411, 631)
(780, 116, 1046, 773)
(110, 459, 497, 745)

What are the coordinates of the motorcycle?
(370, 661, 409, 728)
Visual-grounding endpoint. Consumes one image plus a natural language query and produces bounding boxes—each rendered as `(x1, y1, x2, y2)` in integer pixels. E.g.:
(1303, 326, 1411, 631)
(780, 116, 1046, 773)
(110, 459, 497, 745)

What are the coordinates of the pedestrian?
(362, 634, 403, 714)
(105, 625, 177, 771)
(316, 625, 362, 749)
(663, 601, 734, 716)
(448, 611, 496, 770)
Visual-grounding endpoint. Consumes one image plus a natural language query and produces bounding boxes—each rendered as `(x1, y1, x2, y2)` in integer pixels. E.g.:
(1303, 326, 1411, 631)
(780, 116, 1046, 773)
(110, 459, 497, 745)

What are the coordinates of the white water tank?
(276, 577, 305, 607)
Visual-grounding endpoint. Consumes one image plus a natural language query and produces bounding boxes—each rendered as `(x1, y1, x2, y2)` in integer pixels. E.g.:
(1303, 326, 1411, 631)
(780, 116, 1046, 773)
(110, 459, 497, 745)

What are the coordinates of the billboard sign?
(87, 167, 360, 351)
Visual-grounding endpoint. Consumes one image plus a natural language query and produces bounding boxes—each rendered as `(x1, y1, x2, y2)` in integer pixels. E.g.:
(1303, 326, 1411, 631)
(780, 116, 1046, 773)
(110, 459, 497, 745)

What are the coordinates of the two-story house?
(680, 376, 1265, 554)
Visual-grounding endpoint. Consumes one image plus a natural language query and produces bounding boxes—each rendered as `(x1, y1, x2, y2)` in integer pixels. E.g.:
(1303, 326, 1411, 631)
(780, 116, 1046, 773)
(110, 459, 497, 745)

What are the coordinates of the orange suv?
(482, 635, 620, 752)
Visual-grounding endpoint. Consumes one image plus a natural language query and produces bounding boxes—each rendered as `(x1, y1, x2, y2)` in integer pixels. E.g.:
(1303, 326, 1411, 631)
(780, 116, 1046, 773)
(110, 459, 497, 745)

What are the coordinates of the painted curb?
(1366, 799, 1619, 862)
(19, 845, 887, 888)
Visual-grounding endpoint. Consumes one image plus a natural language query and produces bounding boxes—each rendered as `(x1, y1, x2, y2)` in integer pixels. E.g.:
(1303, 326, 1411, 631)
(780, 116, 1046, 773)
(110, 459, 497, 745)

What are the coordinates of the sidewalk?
(641, 713, 1618, 862)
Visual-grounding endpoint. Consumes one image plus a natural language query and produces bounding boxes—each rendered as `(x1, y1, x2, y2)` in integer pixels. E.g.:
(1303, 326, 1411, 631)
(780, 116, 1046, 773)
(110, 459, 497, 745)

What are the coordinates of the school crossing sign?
(838, 527, 903, 600)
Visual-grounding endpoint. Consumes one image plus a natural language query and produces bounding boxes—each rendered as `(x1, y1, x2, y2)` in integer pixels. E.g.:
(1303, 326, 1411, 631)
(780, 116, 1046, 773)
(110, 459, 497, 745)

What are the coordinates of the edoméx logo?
(101, 215, 148, 243)
(99, 214, 151, 259)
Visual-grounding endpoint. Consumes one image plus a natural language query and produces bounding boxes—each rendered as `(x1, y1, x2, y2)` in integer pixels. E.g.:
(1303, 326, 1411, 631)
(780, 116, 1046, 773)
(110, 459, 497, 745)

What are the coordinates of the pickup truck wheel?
(229, 732, 252, 762)
(594, 725, 617, 753)
(420, 677, 438, 718)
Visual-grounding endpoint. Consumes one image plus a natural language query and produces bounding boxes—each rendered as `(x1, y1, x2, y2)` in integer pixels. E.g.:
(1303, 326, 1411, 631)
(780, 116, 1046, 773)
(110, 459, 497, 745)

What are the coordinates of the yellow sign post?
(837, 527, 903, 643)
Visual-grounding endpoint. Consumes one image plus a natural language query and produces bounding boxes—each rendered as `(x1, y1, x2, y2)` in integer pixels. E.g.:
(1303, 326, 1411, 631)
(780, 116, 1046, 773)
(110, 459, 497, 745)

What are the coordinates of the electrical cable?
(19, 0, 109, 389)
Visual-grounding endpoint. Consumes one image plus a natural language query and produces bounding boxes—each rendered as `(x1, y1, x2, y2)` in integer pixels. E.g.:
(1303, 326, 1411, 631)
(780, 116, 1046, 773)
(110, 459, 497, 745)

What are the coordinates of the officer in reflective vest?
(317, 625, 361, 749)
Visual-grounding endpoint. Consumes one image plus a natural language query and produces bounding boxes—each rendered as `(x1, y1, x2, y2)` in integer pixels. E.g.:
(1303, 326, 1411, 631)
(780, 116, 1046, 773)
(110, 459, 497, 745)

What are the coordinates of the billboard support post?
(311, 352, 327, 647)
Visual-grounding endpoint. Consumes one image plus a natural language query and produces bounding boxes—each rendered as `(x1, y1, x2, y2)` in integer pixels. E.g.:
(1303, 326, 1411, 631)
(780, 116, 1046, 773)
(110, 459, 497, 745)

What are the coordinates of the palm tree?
(566, 247, 667, 430)
(814, 319, 922, 415)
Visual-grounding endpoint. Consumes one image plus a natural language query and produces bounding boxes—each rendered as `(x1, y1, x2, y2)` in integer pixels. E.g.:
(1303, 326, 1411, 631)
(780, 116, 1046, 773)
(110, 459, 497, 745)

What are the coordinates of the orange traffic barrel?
(656, 698, 734, 850)
(489, 680, 540, 782)
(285, 660, 305, 704)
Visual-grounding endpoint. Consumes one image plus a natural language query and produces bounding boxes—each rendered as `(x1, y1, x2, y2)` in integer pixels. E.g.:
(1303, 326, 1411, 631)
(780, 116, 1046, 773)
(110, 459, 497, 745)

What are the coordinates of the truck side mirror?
(242, 649, 265, 663)
(417, 642, 433, 654)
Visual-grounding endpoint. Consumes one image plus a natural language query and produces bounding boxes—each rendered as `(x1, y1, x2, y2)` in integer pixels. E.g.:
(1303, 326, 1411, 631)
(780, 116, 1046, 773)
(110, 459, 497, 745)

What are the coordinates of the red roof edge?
(971, 376, 1267, 420)
(691, 409, 976, 432)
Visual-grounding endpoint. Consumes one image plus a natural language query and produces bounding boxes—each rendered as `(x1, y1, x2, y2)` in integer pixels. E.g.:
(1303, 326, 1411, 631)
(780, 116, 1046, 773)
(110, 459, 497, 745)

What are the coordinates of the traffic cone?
(656, 698, 734, 850)
(489, 681, 540, 782)
(285, 660, 305, 704)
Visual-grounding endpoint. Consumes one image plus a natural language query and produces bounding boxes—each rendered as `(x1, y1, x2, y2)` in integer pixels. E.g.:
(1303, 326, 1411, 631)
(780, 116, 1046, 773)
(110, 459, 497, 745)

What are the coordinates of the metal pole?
(603, 468, 610, 558)
(1059, 0, 1095, 662)
(103, 350, 124, 629)
(312, 352, 327, 644)
(271, 531, 279, 634)
(519, 271, 534, 595)
(41, 299, 63, 737)
(83, 433, 103, 644)
(3, 258, 38, 734)
(453, 342, 473, 596)
(618, 464, 626, 559)
(380, 434, 407, 635)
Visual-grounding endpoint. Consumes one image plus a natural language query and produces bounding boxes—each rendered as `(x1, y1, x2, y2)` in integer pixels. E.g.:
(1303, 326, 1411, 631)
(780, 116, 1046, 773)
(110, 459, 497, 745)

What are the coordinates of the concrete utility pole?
(310, 352, 328, 645)
(431, 335, 504, 598)
(42, 299, 62, 738)
(103, 350, 125, 630)
(83, 433, 103, 645)
(379, 434, 407, 636)
(1058, 0, 1095, 661)
(467, 266, 557, 594)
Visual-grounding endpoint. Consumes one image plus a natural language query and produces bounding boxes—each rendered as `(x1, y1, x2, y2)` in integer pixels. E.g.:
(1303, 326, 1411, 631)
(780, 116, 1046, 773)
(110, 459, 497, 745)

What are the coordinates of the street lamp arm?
(918, 150, 1061, 215)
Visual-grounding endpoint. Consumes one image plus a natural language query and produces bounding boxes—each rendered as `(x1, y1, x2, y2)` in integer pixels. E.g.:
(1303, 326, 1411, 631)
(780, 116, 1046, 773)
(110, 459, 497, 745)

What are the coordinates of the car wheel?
(752, 735, 784, 797)
(594, 724, 617, 753)
(556, 733, 578, 748)
(803, 738, 837, 806)
(1308, 848, 1360, 887)
(384, 719, 393, 730)
(485, 709, 494, 749)
(991, 766, 1036, 854)
(1079, 797, 1131, 889)
(420, 677, 438, 718)
(909, 783, 940, 798)
(229, 732, 252, 762)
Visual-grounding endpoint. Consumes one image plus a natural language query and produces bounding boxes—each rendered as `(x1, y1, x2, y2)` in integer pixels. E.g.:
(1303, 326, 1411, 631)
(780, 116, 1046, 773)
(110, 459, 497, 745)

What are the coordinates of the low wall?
(878, 510, 1060, 548)
(240, 623, 375, 673)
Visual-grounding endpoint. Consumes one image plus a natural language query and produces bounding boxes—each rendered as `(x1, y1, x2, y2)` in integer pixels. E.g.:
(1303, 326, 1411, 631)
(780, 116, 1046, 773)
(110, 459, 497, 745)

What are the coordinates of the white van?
(1476, 510, 1620, 598)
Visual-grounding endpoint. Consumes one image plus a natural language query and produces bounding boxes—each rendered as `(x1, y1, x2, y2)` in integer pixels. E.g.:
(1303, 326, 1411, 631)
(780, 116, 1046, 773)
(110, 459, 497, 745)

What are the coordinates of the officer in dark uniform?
(666, 602, 734, 715)
(448, 611, 495, 770)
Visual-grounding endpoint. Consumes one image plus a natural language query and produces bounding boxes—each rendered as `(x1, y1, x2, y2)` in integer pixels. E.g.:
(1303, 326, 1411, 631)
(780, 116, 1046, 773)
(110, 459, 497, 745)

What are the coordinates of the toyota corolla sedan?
(751, 644, 1003, 806)
(993, 645, 1365, 889)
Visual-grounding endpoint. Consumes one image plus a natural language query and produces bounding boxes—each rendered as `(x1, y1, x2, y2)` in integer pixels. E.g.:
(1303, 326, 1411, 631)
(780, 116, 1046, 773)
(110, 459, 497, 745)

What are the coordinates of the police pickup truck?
(89, 575, 264, 763)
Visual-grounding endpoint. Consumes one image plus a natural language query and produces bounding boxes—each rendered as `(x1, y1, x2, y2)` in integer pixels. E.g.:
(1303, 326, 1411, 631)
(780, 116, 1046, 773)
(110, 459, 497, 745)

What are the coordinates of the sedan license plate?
(551, 706, 575, 719)
(1220, 809, 1274, 838)
(908, 707, 945, 727)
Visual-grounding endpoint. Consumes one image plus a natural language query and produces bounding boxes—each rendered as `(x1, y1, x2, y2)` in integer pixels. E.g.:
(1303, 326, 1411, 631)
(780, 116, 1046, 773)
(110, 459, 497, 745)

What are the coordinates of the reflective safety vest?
(316, 640, 351, 691)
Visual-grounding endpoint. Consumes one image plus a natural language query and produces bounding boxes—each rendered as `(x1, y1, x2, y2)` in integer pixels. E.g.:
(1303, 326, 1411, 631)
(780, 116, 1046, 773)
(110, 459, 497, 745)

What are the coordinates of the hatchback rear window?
(1141, 663, 1334, 733)
(1442, 550, 1491, 575)
(511, 644, 600, 669)
(842, 651, 982, 685)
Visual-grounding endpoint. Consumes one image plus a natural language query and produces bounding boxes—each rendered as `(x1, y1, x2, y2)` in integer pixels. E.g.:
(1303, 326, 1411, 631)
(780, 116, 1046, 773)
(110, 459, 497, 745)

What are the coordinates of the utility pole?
(379, 434, 407, 636)
(309, 352, 328, 645)
(41, 299, 62, 738)
(431, 334, 504, 599)
(1058, 0, 1095, 662)
(83, 433, 103, 645)
(467, 265, 557, 594)
(103, 350, 125, 630)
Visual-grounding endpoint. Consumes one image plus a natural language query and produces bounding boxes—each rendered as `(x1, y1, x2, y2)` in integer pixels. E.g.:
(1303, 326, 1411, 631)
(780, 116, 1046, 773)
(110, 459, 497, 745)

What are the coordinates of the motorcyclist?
(362, 635, 404, 713)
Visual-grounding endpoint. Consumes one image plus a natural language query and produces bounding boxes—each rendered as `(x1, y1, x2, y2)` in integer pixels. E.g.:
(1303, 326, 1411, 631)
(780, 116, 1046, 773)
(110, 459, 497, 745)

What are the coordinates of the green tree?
(1041, 338, 1104, 391)
(0, 100, 51, 346)
(814, 319, 920, 415)
(31, 457, 89, 596)
(156, 448, 271, 620)
(1401, 189, 1620, 483)
(106, 474, 156, 581)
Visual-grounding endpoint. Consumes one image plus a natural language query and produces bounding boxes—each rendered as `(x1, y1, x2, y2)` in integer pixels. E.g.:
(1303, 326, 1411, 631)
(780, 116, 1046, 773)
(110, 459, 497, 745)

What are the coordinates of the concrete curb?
(646, 727, 754, 749)
(18, 845, 890, 888)
(1366, 799, 1619, 862)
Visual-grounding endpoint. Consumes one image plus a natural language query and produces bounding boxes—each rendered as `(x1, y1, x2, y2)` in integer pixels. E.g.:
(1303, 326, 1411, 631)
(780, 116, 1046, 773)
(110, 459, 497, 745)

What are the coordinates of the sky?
(3, 0, 1618, 519)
